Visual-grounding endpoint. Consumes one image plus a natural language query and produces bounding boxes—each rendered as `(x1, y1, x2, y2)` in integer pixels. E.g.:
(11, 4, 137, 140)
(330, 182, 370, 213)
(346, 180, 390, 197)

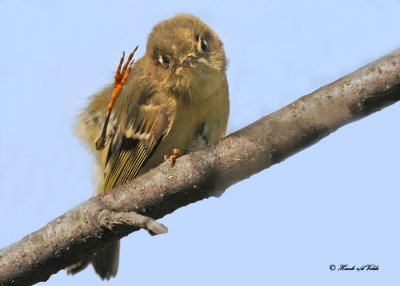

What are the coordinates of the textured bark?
(1, 49, 400, 285)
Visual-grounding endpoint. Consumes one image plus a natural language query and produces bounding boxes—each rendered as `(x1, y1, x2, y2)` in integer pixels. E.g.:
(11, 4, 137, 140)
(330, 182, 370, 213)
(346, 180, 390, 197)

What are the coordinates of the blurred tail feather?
(65, 240, 120, 280)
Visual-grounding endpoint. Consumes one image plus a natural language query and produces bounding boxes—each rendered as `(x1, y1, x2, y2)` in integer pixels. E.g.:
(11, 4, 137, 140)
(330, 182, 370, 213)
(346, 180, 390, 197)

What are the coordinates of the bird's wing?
(103, 104, 171, 192)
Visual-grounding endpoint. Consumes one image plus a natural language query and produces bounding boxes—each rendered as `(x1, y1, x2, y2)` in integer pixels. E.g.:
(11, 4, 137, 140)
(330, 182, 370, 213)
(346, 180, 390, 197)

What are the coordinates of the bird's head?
(145, 14, 227, 102)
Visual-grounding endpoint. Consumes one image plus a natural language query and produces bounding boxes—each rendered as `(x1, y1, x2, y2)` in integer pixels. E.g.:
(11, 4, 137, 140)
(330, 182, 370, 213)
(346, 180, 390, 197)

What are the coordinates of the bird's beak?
(182, 55, 196, 67)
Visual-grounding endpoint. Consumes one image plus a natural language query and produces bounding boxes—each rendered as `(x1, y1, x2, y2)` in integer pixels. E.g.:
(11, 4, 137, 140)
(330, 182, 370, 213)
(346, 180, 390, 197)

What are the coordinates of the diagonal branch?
(1, 49, 400, 285)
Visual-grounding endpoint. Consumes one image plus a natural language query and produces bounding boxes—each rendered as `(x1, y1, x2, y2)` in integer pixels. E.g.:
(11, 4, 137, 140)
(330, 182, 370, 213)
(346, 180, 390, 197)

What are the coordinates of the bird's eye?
(158, 54, 170, 68)
(200, 39, 208, 52)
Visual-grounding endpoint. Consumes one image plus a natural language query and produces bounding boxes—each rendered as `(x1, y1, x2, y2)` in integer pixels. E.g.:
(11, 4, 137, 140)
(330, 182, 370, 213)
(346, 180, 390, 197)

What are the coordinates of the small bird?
(67, 14, 229, 280)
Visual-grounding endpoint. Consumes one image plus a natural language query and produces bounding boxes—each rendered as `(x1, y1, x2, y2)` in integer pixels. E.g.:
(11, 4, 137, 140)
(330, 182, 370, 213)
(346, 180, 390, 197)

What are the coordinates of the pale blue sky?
(1, 1, 400, 285)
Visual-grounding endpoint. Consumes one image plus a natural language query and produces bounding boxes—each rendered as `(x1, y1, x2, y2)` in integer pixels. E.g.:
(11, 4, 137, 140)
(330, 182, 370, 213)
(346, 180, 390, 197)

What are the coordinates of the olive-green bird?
(67, 13, 229, 280)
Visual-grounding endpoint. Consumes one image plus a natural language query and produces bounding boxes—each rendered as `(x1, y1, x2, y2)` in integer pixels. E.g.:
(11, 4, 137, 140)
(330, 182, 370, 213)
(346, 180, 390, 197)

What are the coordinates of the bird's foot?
(164, 148, 181, 167)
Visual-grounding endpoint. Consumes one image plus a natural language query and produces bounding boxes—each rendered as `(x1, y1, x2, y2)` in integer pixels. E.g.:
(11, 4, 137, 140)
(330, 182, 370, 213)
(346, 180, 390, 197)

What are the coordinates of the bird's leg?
(164, 148, 181, 167)
(95, 46, 138, 150)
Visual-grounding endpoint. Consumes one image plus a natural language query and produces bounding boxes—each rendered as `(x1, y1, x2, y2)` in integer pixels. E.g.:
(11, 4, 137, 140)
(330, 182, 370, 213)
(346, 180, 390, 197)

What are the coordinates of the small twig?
(98, 210, 168, 236)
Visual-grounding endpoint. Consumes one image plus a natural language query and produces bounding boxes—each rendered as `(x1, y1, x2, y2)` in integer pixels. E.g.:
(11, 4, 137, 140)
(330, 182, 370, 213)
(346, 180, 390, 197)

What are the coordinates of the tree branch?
(1, 49, 400, 285)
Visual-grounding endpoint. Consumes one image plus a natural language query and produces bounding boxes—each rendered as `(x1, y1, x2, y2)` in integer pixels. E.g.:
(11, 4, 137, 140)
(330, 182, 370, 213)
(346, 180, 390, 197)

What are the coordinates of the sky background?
(1, 1, 400, 285)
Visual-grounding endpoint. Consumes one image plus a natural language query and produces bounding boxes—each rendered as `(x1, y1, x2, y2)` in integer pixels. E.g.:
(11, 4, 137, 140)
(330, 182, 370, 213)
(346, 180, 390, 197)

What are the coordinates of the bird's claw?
(164, 148, 181, 167)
